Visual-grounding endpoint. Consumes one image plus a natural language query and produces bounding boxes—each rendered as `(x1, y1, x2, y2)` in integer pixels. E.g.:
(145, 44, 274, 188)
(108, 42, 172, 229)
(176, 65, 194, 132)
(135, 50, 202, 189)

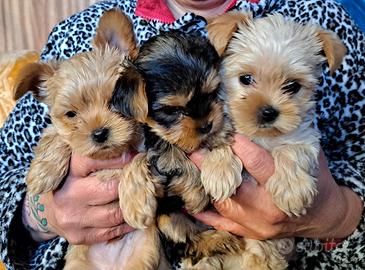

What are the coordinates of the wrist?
(330, 187, 363, 239)
(305, 186, 363, 240)
(22, 193, 57, 242)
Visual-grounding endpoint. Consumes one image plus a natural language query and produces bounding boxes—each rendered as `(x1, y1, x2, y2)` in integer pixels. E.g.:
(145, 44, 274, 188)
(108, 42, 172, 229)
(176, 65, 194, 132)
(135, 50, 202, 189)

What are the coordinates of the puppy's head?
(207, 13, 346, 138)
(14, 9, 142, 159)
(112, 31, 224, 152)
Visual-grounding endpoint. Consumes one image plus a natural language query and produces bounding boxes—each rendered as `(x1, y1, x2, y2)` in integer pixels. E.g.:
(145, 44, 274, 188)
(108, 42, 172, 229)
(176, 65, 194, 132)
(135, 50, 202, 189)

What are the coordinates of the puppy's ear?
(316, 29, 347, 75)
(206, 12, 252, 56)
(94, 9, 138, 59)
(111, 65, 147, 122)
(13, 62, 55, 101)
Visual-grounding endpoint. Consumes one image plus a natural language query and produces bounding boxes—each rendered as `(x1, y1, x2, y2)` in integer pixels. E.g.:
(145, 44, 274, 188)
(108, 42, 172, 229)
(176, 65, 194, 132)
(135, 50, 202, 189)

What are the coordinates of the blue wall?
(337, 0, 365, 32)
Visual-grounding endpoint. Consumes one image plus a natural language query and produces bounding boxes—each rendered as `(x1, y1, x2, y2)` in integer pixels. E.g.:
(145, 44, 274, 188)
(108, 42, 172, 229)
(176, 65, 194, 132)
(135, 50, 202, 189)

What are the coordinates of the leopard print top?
(1, 0, 364, 269)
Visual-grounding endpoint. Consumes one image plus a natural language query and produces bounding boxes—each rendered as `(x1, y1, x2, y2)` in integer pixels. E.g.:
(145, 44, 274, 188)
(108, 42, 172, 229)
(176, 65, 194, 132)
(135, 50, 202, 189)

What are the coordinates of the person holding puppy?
(0, 0, 364, 269)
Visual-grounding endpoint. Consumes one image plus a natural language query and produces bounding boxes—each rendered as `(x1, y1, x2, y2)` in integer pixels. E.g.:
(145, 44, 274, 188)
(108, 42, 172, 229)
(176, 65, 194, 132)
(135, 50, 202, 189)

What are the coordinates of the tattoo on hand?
(29, 194, 49, 232)
(23, 194, 54, 240)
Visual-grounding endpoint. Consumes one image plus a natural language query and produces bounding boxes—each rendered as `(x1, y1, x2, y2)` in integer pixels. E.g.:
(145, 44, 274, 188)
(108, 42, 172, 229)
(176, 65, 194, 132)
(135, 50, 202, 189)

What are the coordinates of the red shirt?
(136, 0, 259, 23)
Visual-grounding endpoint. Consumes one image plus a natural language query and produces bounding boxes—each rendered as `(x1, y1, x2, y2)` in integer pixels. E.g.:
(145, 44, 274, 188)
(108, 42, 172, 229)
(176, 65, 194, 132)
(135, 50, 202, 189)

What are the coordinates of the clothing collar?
(135, 0, 252, 24)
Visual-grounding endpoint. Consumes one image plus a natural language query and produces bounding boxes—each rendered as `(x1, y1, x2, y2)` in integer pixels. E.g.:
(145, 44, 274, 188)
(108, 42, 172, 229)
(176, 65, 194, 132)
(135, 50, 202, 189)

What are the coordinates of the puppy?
(112, 31, 286, 269)
(14, 9, 163, 270)
(207, 12, 346, 217)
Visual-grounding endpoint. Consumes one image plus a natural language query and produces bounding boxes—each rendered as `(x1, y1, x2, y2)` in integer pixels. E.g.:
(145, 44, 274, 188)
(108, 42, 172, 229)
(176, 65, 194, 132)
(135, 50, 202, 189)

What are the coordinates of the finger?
(193, 210, 250, 237)
(70, 152, 136, 177)
(189, 150, 204, 170)
(81, 224, 135, 245)
(55, 177, 119, 206)
(82, 202, 124, 228)
(84, 177, 120, 205)
(213, 197, 251, 226)
(230, 182, 287, 224)
(232, 134, 275, 185)
(230, 180, 262, 207)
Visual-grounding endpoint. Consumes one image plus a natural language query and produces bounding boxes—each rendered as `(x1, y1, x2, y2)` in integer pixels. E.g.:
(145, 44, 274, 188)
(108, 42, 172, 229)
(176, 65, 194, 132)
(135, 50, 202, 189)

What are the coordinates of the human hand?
(22, 153, 135, 244)
(190, 134, 363, 240)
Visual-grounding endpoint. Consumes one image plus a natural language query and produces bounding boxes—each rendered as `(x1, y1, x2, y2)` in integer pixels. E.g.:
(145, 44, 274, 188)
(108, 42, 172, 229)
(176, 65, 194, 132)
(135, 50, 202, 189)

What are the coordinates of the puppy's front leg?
(266, 144, 319, 216)
(201, 145, 243, 201)
(27, 127, 71, 194)
(169, 158, 210, 214)
(155, 144, 210, 214)
(118, 153, 163, 229)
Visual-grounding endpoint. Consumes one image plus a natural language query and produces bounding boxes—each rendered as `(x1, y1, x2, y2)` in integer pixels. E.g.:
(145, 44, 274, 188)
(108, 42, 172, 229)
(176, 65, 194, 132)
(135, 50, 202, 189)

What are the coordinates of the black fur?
(110, 63, 143, 118)
(135, 31, 222, 128)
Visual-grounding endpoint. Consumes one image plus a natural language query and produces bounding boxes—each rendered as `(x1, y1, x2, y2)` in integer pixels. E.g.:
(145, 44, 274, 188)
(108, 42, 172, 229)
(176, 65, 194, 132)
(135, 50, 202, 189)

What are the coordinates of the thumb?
(232, 134, 274, 185)
(70, 152, 136, 177)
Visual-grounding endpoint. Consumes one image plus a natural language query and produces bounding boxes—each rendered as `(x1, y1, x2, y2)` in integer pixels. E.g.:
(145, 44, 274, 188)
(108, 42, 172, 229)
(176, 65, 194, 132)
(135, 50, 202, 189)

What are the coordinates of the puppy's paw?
(201, 146, 243, 201)
(169, 160, 210, 214)
(119, 153, 161, 229)
(241, 239, 287, 270)
(186, 230, 244, 265)
(266, 166, 317, 217)
(181, 184, 210, 214)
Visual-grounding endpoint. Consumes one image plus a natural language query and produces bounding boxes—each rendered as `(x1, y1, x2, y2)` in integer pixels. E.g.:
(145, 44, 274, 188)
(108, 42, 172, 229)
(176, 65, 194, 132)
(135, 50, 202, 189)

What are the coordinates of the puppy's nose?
(258, 106, 279, 123)
(92, 128, 109, 143)
(198, 122, 213, 134)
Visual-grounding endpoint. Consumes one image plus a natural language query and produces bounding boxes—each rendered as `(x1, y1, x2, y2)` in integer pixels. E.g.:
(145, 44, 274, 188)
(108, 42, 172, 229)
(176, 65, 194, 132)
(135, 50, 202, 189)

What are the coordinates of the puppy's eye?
(65, 111, 77, 118)
(239, 74, 254, 86)
(282, 81, 301, 95)
(161, 106, 186, 116)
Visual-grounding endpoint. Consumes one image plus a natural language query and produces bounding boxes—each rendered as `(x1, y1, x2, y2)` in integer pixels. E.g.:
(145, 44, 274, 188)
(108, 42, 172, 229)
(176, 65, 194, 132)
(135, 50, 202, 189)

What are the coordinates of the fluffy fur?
(205, 11, 346, 269)
(208, 12, 346, 216)
(111, 31, 286, 269)
(14, 9, 162, 270)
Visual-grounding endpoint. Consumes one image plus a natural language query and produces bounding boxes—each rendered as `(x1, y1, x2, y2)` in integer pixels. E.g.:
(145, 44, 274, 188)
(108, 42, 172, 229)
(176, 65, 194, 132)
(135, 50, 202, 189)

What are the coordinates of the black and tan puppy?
(112, 31, 286, 269)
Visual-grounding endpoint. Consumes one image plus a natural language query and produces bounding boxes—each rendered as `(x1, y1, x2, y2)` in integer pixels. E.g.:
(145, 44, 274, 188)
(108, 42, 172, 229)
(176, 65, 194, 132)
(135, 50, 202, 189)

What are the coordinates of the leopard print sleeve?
(270, 0, 365, 269)
(0, 94, 69, 270)
(1, 0, 363, 269)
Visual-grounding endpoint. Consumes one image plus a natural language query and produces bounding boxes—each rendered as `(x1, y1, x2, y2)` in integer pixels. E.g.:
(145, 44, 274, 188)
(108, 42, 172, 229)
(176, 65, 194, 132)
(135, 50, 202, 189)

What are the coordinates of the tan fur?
(214, 12, 345, 216)
(13, 62, 56, 100)
(159, 93, 192, 107)
(206, 12, 252, 56)
(234, 239, 288, 270)
(316, 29, 347, 74)
(204, 12, 346, 269)
(181, 233, 287, 270)
(93, 9, 138, 59)
(121, 226, 162, 270)
(201, 69, 220, 93)
(157, 213, 201, 243)
(64, 245, 92, 270)
(200, 145, 243, 201)
(26, 126, 71, 194)
(119, 153, 163, 229)
(267, 144, 319, 216)
(15, 9, 160, 270)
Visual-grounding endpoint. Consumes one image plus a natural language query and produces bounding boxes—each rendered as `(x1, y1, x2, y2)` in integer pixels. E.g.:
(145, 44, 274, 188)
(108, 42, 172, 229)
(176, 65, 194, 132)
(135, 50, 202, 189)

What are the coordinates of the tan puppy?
(202, 12, 346, 269)
(208, 12, 346, 217)
(15, 9, 165, 270)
